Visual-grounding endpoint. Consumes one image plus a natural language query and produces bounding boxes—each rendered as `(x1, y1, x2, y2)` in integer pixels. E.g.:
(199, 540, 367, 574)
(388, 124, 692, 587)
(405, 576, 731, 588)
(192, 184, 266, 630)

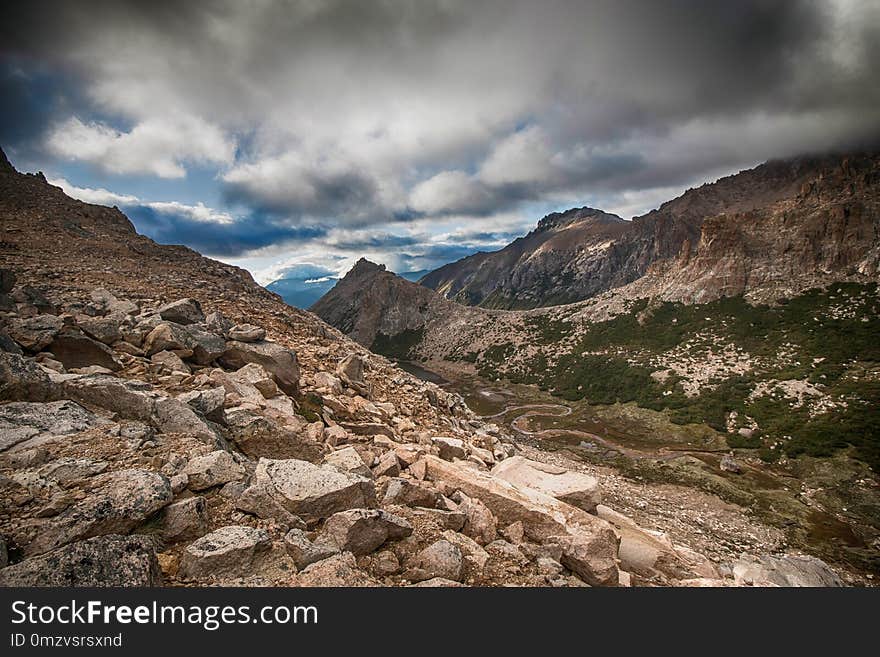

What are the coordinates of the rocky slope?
(419, 153, 880, 309)
(1, 146, 827, 587)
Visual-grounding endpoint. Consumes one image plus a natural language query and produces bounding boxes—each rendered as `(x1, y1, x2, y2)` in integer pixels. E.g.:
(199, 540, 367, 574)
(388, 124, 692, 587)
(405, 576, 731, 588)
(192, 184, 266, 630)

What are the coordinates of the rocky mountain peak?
(0, 147, 13, 175)
(347, 258, 386, 279)
(535, 206, 623, 232)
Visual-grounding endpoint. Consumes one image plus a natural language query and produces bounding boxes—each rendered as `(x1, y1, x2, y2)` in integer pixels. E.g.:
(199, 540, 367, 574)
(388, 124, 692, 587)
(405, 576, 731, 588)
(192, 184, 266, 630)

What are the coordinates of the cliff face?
(419, 154, 877, 309)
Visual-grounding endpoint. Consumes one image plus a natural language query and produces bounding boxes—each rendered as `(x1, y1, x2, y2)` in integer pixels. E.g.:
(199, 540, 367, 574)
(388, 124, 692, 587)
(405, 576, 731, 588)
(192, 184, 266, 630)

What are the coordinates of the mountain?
(419, 154, 875, 309)
(267, 275, 337, 309)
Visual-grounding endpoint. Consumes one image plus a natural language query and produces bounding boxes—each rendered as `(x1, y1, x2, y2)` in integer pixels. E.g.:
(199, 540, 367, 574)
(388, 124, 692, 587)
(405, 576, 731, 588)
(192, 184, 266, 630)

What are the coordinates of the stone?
(486, 539, 528, 564)
(180, 526, 271, 579)
(7, 314, 63, 351)
(38, 457, 108, 485)
(317, 508, 412, 555)
(0, 400, 108, 452)
(254, 458, 377, 523)
(720, 454, 743, 474)
(0, 535, 162, 586)
(183, 450, 245, 490)
(225, 408, 321, 461)
(220, 340, 300, 395)
(235, 483, 306, 530)
(228, 324, 266, 342)
(151, 350, 190, 373)
(177, 387, 227, 423)
(61, 374, 156, 421)
(313, 371, 343, 394)
(77, 316, 123, 345)
(283, 529, 338, 569)
(186, 326, 227, 365)
(48, 332, 121, 371)
(382, 477, 440, 508)
(205, 311, 233, 337)
(23, 469, 172, 556)
(440, 529, 489, 573)
(292, 551, 379, 586)
(406, 539, 464, 582)
(410, 507, 467, 531)
(422, 456, 619, 586)
(155, 496, 209, 542)
(731, 554, 843, 587)
(231, 362, 279, 398)
(491, 456, 601, 513)
(156, 298, 204, 325)
(537, 557, 566, 577)
(432, 436, 467, 461)
(90, 288, 138, 316)
(325, 446, 372, 478)
(336, 353, 370, 396)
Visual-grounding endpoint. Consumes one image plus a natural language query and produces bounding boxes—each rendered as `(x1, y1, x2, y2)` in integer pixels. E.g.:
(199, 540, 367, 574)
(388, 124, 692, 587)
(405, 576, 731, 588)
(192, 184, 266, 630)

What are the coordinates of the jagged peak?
(345, 258, 387, 279)
(0, 146, 15, 174)
(535, 206, 622, 232)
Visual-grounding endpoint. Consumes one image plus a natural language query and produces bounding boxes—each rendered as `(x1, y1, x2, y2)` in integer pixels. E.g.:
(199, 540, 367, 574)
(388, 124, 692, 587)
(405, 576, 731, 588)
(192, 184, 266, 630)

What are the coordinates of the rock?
(38, 457, 108, 485)
(183, 450, 245, 490)
(596, 505, 693, 580)
(155, 496, 209, 542)
(177, 387, 227, 423)
(317, 508, 412, 555)
(491, 456, 601, 513)
(180, 526, 271, 579)
(284, 529, 339, 569)
(382, 477, 440, 508)
(410, 507, 467, 531)
(0, 352, 52, 401)
(0, 330, 23, 354)
(186, 326, 227, 365)
(336, 354, 370, 396)
(48, 332, 121, 371)
(90, 288, 138, 316)
(234, 483, 306, 530)
(731, 554, 843, 587)
(422, 456, 619, 586)
(153, 397, 218, 444)
(0, 535, 162, 586)
(225, 408, 321, 461)
(455, 491, 497, 545)
(7, 314, 63, 351)
(501, 520, 525, 544)
(486, 539, 528, 564)
(228, 324, 266, 342)
(432, 436, 467, 461)
(219, 340, 300, 395)
(151, 350, 190, 373)
(23, 469, 172, 556)
(156, 298, 204, 325)
(440, 529, 489, 573)
(77, 316, 123, 345)
(537, 557, 566, 577)
(143, 322, 195, 356)
(254, 458, 377, 522)
(325, 446, 372, 478)
(373, 550, 400, 575)
(405, 539, 464, 582)
(720, 454, 743, 474)
(292, 551, 379, 586)
(0, 400, 108, 452)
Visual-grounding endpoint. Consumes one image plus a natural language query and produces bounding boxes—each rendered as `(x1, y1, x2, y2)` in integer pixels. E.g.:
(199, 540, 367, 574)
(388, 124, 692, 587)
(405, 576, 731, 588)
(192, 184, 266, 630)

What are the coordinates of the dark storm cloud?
(2, 0, 879, 237)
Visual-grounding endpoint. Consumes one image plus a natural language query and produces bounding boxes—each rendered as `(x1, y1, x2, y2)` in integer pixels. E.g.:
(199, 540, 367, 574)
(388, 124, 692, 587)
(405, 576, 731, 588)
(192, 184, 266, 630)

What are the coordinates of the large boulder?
(432, 436, 467, 461)
(0, 400, 109, 452)
(382, 477, 440, 508)
(254, 458, 376, 523)
(335, 353, 369, 396)
(180, 526, 271, 579)
(492, 456, 601, 513)
(228, 324, 266, 342)
(61, 374, 156, 421)
(77, 316, 123, 346)
(225, 408, 321, 461)
(219, 340, 300, 395)
(186, 326, 227, 365)
(284, 529, 338, 570)
(0, 535, 162, 586)
(177, 387, 226, 424)
(156, 298, 204, 325)
(154, 496, 209, 542)
(21, 469, 172, 556)
(405, 539, 464, 583)
(7, 314, 63, 351)
(48, 332, 122, 371)
(422, 456, 619, 586)
(731, 554, 843, 587)
(153, 397, 219, 444)
(143, 322, 195, 356)
(183, 451, 245, 490)
(316, 509, 412, 555)
(292, 551, 379, 586)
(324, 446, 372, 478)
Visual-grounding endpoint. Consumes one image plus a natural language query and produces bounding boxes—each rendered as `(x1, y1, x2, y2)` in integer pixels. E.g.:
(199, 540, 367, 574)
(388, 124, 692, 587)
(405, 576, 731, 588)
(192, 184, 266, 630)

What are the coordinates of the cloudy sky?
(2, 0, 879, 289)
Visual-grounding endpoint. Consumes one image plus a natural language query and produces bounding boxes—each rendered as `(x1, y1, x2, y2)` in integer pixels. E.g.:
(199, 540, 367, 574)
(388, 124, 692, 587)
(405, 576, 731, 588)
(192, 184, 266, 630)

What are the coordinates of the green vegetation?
(370, 327, 426, 360)
(475, 283, 880, 470)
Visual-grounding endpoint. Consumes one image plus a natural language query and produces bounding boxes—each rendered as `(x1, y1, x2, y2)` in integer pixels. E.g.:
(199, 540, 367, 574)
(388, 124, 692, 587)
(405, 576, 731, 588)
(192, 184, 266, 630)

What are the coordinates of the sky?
(2, 0, 879, 288)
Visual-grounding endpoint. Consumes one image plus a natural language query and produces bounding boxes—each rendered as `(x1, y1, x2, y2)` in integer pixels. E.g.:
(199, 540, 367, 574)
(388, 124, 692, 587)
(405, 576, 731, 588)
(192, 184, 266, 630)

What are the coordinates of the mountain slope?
(420, 154, 877, 309)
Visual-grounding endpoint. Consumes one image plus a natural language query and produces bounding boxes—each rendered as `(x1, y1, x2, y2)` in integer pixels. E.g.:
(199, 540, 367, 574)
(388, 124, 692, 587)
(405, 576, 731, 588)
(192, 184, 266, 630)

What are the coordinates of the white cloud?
(47, 177, 139, 206)
(46, 115, 235, 178)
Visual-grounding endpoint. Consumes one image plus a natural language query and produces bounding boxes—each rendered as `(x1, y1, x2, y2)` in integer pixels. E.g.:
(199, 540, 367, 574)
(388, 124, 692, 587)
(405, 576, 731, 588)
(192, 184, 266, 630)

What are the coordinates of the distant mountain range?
(267, 268, 430, 309)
